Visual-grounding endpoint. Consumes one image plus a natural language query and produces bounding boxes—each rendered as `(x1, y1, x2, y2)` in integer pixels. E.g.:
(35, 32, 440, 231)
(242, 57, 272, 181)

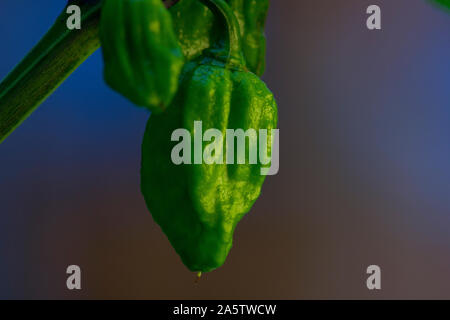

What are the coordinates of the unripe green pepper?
(100, 0, 184, 113)
(141, 0, 277, 273)
(169, 0, 269, 76)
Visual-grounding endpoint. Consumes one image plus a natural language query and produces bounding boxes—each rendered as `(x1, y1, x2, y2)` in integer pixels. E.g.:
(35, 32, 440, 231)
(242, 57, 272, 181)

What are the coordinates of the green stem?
(200, 0, 244, 68)
(0, 0, 179, 144)
(0, 1, 101, 143)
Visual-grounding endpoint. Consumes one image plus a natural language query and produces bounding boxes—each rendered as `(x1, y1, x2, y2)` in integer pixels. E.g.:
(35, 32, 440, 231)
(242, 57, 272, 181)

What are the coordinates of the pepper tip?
(194, 271, 202, 284)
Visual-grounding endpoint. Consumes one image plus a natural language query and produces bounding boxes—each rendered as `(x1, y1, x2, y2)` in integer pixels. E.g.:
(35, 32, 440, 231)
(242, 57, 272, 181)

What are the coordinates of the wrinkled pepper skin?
(169, 0, 269, 76)
(141, 60, 277, 272)
(141, 0, 278, 273)
(100, 0, 184, 113)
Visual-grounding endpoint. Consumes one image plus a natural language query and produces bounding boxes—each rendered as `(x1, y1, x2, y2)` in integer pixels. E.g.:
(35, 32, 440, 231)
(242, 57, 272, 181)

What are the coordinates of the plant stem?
(0, 1, 101, 143)
(0, 0, 179, 144)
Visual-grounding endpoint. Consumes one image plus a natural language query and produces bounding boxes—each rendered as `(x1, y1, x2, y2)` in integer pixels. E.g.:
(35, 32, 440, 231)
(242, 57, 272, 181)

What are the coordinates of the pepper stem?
(0, 2, 101, 144)
(199, 0, 245, 68)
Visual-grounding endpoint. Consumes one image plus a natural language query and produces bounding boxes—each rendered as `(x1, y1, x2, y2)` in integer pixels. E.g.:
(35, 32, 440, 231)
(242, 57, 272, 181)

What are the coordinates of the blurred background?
(0, 0, 449, 299)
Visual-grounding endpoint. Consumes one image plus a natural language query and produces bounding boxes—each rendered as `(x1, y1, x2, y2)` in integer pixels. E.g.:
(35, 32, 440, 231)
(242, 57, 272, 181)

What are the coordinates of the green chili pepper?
(100, 0, 184, 113)
(141, 0, 278, 272)
(169, 0, 269, 76)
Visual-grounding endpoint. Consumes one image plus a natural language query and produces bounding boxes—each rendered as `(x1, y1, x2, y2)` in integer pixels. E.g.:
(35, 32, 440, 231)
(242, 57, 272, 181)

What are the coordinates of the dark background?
(0, 0, 449, 299)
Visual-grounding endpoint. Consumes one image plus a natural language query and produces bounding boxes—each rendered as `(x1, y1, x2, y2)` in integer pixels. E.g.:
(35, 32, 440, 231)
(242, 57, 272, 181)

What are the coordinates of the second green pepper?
(100, 0, 184, 113)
